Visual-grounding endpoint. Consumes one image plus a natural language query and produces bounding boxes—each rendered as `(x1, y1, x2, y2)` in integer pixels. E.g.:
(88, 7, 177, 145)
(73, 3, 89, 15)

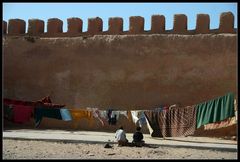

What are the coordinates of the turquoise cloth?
(196, 92, 235, 128)
(60, 108, 72, 121)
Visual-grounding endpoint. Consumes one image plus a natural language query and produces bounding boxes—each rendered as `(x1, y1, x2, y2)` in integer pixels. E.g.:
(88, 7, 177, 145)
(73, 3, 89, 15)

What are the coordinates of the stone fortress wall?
(3, 12, 237, 136)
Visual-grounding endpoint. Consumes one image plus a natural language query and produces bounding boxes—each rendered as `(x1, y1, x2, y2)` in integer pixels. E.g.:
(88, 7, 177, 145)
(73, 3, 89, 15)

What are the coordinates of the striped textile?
(144, 105, 197, 137)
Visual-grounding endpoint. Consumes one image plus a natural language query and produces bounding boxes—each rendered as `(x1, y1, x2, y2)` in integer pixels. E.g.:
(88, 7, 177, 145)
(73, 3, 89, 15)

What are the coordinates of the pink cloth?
(12, 105, 33, 123)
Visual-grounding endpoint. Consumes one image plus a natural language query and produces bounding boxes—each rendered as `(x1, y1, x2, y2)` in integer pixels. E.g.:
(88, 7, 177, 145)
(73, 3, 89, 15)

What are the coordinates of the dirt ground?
(3, 139, 237, 159)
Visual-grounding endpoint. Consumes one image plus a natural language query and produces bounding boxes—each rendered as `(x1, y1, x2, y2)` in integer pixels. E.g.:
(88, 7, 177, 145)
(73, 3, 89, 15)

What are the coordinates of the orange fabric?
(127, 110, 132, 121)
(70, 109, 92, 120)
(204, 98, 237, 130)
(204, 116, 236, 130)
(69, 109, 94, 128)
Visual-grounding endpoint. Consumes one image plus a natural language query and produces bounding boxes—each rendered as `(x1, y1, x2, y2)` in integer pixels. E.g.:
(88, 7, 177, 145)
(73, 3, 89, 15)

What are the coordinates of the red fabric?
(4, 97, 65, 108)
(44, 103, 64, 108)
(38, 96, 52, 103)
(12, 105, 33, 123)
(162, 106, 169, 111)
(4, 98, 35, 106)
(36, 96, 65, 108)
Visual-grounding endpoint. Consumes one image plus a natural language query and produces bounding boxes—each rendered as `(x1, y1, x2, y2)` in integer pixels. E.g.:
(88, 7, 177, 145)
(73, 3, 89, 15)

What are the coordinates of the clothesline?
(3, 99, 176, 112)
(2, 99, 192, 112)
(3, 92, 237, 138)
(4, 94, 236, 112)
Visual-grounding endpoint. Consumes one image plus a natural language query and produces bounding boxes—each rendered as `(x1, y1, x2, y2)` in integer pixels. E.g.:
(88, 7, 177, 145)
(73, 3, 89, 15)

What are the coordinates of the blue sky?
(3, 3, 237, 32)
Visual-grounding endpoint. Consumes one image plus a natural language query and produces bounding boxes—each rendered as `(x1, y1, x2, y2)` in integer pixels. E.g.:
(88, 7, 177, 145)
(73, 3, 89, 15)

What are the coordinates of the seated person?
(115, 126, 129, 146)
(132, 126, 145, 147)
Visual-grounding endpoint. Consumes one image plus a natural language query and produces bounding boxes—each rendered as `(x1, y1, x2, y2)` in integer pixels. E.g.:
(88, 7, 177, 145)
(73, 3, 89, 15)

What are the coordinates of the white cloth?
(145, 116, 153, 136)
(131, 111, 139, 124)
(100, 110, 128, 120)
(115, 129, 127, 142)
(112, 111, 128, 120)
(130, 111, 146, 127)
(99, 110, 108, 119)
(234, 99, 237, 121)
(87, 107, 105, 126)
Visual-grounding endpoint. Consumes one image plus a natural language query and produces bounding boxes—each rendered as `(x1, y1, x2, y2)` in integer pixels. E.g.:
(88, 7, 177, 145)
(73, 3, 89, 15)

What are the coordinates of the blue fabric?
(154, 107, 163, 112)
(138, 111, 147, 127)
(60, 108, 72, 121)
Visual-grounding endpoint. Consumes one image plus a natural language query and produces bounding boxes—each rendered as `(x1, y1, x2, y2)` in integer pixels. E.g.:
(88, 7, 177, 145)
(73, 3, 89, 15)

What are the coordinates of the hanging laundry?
(110, 112, 117, 125)
(98, 110, 127, 125)
(4, 98, 38, 123)
(12, 105, 34, 124)
(154, 108, 162, 112)
(99, 110, 107, 119)
(37, 102, 65, 108)
(69, 109, 94, 127)
(107, 109, 112, 125)
(118, 111, 129, 119)
(69, 109, 93, 120)
(106, 109, 117, 125)
(131, 111, 140, 125)
(99, 110, 109, 124)
(86, 107, 105, 126)
(144, 110, 163, 137)
(154, 105, 169, 112)
(111, 111, 128, 120)
(196, 92, 235, 129)
(144, 105, 197, 137)
(4, 104, 14, 121)
(162, 105, 196, 137)
(4, 98, 35, 106)
(38, 96, 52, 103)
(204, 98, 237, 130)
(203, 116, 236, 130)
(130, 111, 147, 127)
(36, 96, 65, 108)
(34, 106, 62, 128)
(234, 99, 237, 121)
(169, 104, 178, 110)
(127, 111, 132, 121)
(102, 110, 128, 125)
(4, 97, 65, 108)
(144, 115, 153, 136)
(60, 108, 72, 121)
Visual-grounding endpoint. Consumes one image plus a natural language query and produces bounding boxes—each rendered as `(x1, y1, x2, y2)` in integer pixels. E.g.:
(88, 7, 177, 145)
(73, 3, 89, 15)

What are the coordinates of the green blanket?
(196, 92, 235, 128)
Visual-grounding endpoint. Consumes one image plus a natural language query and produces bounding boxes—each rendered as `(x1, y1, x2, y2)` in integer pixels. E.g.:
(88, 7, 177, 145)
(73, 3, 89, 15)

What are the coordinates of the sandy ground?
(3, 139, 237, 159)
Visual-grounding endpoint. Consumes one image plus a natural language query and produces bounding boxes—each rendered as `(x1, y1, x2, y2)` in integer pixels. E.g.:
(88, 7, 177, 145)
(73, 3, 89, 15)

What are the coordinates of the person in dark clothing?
(132, 126, 145, 147)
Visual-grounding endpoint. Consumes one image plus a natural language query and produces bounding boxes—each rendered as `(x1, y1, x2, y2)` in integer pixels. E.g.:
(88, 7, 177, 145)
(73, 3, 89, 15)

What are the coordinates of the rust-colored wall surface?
(3, 34, 237, 109)
(3, 12, 237, 136)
